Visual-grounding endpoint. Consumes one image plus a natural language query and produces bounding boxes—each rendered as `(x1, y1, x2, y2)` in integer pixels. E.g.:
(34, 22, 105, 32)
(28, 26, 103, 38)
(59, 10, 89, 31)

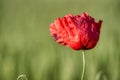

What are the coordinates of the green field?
(0, 0, 120, 80)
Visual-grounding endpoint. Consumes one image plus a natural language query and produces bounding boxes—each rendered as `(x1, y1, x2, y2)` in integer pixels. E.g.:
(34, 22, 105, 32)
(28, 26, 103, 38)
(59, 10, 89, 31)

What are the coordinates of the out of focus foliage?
(0, 0, 120, 80)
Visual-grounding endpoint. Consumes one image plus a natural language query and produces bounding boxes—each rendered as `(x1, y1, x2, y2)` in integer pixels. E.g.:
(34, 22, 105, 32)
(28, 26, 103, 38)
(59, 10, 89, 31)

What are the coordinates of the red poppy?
(50, 12, 102, 50)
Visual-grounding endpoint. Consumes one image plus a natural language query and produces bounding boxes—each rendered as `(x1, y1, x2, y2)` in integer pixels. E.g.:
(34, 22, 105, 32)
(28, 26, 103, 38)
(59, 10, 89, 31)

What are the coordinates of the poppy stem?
(81, 50, 86, 80)
(17, 74, 28, 80)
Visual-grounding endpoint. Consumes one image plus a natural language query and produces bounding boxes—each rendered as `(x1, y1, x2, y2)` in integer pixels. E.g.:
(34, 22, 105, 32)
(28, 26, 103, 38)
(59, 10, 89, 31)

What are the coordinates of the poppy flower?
(50, 12, 102, 50)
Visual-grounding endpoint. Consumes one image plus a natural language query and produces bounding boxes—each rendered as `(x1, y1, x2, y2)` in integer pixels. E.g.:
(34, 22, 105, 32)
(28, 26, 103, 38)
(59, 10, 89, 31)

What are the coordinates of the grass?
(0, 0, 120, 80)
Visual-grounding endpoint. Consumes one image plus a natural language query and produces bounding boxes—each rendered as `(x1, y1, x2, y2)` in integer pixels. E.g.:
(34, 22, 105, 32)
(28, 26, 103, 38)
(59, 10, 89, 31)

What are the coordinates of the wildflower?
(50, 12, 102, 50)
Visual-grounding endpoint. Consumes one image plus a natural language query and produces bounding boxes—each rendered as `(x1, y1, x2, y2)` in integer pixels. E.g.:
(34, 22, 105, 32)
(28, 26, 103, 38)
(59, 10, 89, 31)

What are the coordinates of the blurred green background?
(0, 0, 120, 80)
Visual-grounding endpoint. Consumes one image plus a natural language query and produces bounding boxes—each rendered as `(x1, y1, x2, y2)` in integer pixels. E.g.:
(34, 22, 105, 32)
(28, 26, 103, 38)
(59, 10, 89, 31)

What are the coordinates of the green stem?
(81, 50, 86, 80)
(17, 74, 28, 80)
